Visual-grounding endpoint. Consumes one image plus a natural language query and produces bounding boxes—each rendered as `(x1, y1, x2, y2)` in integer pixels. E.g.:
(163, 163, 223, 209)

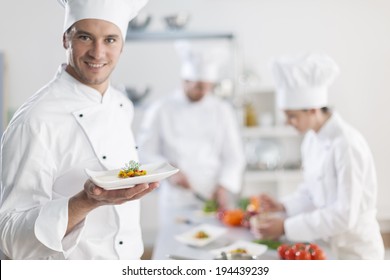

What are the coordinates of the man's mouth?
(86, 62, 105, 68)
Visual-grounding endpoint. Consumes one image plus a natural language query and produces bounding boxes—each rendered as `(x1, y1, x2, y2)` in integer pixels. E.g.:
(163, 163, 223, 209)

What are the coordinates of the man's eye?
(78, 35, 91, 41)
(106, 38, 116, 44)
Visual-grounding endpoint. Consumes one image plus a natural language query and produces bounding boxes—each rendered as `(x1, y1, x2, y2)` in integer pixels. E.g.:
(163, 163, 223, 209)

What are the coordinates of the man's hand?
(66, 180, 159, 234)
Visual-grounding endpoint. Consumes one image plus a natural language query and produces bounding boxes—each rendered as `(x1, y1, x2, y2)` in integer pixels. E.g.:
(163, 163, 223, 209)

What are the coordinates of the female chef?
(251, 53, 385, 259)
(0, 0, 158, 259)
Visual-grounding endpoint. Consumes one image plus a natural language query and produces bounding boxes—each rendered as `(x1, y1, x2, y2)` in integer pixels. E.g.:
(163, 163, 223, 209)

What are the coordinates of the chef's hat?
(272, 53, 340, 110)
(58, 0, 148, 40)
(175, 41, 228, 83)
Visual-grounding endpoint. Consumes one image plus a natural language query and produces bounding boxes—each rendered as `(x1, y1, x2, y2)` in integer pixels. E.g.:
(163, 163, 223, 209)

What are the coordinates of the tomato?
(222, 209, 244, 227)
(277, 244, 290, 260)
(291, 242, 306, 252)
(311, 248, 326, 260)
(306, 243, 320, 251)
(295, 250, 311, 260)
(284, 248, 296, 260)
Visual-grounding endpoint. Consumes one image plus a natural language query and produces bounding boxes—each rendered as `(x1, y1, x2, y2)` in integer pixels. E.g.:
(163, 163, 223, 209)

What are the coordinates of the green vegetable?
(238, 197, 250, 211)
(253, 239, 283, 250)
(122, 160, 140, 172)
(203, 200, 218, 213)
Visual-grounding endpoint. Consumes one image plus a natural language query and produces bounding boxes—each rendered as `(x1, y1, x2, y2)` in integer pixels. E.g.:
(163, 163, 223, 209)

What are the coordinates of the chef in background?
(251, 53, 384, 259)
(137, 41, 245, 220)
(0, 0, 158, 259)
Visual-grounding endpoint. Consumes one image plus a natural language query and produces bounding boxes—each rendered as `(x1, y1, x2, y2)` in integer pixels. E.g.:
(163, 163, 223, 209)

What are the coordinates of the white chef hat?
(271, 53, 340, 110)
(175, 41, 228, 83)
(58, 0, 148, 40)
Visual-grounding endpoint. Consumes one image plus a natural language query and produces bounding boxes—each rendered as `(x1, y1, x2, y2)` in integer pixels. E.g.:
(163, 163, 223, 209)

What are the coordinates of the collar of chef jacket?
(57, 64, 113, 105)
(315, 112, 343, 149)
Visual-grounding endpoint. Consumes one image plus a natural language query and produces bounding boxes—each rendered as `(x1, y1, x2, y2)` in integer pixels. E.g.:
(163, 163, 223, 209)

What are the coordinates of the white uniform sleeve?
(216, 103, 246, 194)
(284, 139, 367, 242)
(0, 123, 84, 259)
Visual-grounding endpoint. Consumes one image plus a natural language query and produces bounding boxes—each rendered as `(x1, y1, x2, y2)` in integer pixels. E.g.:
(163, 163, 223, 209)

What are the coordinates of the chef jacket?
(282, 112, 384, 259)
(137, 89, 246, 199)
(0, 65, 143, 259)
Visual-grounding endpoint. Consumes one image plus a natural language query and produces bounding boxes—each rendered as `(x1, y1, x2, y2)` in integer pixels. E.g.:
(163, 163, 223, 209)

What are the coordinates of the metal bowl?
(128, 14, 152, 31)
(164, 13, 190, 30)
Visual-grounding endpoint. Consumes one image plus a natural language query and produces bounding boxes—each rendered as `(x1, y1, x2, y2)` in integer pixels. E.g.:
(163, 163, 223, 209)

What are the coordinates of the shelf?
(126, 31, 235, 41)
(241, 126, 299, 138)
(244, 169, 302, 182)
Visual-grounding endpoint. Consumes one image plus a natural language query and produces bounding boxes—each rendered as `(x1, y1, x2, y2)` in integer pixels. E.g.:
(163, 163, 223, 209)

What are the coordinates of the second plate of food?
(175, 224, 227, 247)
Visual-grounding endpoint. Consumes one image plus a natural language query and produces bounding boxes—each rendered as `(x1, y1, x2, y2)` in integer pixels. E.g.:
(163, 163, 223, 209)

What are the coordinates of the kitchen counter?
(152, 202, 284, 260)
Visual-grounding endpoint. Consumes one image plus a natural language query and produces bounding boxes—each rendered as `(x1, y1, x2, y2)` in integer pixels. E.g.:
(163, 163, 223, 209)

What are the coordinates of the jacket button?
(119, 103, 123, 107)
(79, 114, 83, 118)
(102, 156, 107, 160)
(119, 241, 123, 245)
(135, 146, 138, 150)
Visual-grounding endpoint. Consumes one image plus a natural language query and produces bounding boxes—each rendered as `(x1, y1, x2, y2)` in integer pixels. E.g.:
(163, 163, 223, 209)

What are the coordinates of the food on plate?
(221, 209, 245, 227)
(277, 242, 326, 260)
(117, 160, 147, 178)
(194, 230, 209, 239)
(229, 248, 248, 254)
(203, 199, 219, 213)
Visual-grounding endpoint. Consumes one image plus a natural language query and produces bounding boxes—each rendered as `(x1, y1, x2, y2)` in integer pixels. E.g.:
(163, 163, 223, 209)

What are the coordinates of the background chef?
(137, 41, 246, 221)
(0, 0, 158, 259)
(251, 53, 385, 259)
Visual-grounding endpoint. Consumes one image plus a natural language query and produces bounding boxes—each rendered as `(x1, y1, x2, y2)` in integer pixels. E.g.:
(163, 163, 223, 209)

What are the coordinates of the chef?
(251, 53, 385, 259)
(137, 41, 246, 220)
(0, 0, 159, 260)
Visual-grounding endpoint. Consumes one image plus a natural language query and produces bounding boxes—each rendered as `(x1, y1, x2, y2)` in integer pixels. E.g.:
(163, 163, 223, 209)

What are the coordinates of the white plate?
(175, 224, 227, 247)
(85, 162, 179, 190)
(209, 240, 268, 257)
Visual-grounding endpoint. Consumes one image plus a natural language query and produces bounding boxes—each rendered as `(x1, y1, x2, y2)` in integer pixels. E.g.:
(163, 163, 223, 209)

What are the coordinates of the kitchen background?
(1, 0, 390, 254)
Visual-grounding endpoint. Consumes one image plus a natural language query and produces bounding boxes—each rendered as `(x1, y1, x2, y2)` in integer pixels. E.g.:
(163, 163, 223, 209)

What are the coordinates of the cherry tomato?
(311, 248, 326, 260)
(295, 250, 311, 260)
(284, 248, 296, 260)
(291, 242, 306, 252)
(277, 244, 290, 260)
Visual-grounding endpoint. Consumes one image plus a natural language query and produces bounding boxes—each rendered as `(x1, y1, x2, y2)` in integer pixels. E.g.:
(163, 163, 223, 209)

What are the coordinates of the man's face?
(284, 109, 315, 134)
(183, 80, 214, 102)
(63, 19, 123, 93)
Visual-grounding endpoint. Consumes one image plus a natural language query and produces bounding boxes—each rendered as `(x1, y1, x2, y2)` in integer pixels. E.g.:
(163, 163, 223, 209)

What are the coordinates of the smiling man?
(0, 0, 159, 260)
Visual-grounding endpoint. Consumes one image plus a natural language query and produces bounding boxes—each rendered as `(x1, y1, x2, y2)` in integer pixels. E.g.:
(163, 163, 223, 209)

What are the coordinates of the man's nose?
(88, 41, 105, 59)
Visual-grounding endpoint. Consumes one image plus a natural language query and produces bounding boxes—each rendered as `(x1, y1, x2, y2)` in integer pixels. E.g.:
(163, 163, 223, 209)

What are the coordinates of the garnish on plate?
(118, 160, 147, 178)
(194, 230, 209, 239)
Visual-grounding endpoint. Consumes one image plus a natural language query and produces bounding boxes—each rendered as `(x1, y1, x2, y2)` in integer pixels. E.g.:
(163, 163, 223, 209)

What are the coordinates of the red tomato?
(277, 244, 290, 260)
(284, 248, 296, 260)
(291, 242, 306, 252)
(306, 243, 320, 251)
(311, 248, 326, 260)
(295, 250, 311, 260)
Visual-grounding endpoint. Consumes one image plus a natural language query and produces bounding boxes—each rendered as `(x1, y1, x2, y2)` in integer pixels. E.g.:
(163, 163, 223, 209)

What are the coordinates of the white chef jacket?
(0, 65, 143, 259)
(282, 112, 384, 259)
(137, 89, 245, 203)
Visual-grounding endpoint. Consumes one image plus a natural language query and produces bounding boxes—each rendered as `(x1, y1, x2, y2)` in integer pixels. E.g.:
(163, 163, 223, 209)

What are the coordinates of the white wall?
(1, 0, 390, 222)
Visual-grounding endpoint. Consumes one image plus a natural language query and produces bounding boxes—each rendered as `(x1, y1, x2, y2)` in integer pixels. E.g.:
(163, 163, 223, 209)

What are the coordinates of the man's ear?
(63, 33, 69, 49)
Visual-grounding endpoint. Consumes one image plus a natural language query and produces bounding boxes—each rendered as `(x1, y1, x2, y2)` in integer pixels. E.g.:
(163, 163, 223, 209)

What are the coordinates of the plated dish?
(85, 162, 179, 190)
(175, 224, 227, 247)
(209, 240, 268, 257)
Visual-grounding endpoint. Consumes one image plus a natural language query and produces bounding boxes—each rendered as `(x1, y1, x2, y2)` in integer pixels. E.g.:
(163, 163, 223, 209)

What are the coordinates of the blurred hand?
(213, 186, 228, 210)
(168, 171, 192, 189)
(259, 193, 285, 213)
(250, 214, 285, 240)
